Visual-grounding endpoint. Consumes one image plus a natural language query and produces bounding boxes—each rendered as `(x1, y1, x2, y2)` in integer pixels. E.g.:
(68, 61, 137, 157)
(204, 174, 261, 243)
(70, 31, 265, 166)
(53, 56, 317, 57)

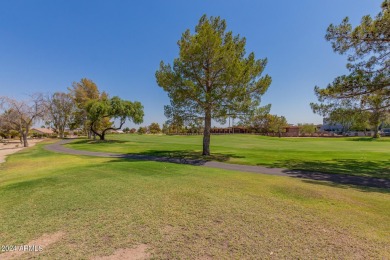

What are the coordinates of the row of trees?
(321, 107, 390, 134)
(136, 125, 160, 135)
(0, 78, 144, 146)
(311, 0, 390, 138)
(125, 123, 199, 135)
(163, 101, 290, 136)
(236, 104, 288, 136)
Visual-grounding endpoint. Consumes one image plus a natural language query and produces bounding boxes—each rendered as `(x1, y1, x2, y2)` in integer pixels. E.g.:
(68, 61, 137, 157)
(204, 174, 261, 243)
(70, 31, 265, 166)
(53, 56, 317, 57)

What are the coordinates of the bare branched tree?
(45, 92, 76, 138)
(0, 94, 46, 147)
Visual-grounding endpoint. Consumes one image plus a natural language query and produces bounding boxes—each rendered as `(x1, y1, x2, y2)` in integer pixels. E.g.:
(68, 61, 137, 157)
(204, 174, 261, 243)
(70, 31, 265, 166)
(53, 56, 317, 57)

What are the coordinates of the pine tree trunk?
(202, 109, 211, 156)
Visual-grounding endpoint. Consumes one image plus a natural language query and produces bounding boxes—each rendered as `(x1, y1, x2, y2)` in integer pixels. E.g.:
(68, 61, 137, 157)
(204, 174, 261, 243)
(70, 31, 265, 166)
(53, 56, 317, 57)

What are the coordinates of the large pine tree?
(156, 15, 271, 155)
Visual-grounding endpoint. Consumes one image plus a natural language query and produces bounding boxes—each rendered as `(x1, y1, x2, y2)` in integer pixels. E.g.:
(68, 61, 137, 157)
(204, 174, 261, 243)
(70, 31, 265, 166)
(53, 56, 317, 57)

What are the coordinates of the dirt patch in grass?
(93, 244, 151, 260)
(0, 231, 65, 260)
(0, 139, 43, 164)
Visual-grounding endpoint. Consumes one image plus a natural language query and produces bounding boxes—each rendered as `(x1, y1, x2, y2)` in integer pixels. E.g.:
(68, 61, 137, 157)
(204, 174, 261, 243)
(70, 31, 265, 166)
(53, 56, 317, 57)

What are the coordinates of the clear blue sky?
(0, 0, 382, 127)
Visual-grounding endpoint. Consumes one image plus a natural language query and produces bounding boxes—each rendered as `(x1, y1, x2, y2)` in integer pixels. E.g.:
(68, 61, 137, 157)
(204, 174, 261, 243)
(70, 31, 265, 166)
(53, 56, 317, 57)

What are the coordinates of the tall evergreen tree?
(156, 15, 271, 155)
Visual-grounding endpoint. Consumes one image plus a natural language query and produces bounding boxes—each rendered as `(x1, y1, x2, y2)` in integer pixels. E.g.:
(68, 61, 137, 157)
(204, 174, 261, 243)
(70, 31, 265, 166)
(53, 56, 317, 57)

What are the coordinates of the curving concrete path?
(45, 139, 390, 189)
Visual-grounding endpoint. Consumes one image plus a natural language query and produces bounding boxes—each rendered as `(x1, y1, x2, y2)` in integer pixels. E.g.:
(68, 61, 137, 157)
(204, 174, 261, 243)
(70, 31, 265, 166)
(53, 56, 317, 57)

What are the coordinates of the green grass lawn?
(0, 141, 389, 258)
(66, 134, 390, 179)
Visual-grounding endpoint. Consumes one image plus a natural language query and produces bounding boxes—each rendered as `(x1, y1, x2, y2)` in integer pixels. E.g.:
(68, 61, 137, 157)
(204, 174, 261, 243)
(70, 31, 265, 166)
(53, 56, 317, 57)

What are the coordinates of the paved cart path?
(45, 139, 390, 189)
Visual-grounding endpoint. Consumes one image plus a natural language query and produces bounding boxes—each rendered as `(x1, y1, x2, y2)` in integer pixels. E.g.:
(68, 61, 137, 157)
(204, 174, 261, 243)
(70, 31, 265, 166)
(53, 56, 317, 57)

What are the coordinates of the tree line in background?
(0, 78, 144, 147)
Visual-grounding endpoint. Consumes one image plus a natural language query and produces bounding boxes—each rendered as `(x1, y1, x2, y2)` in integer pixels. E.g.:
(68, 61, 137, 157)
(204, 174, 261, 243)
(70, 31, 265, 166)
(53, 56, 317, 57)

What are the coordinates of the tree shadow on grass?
(110, 149, 245, 166)
(299, 179, 390, 194)
(268, 159, 390, 190)
(346, 137, 390, 142)
(68, 139, 127, 145)
(138, 149, 243, 162)
(268, 159, 389, 179)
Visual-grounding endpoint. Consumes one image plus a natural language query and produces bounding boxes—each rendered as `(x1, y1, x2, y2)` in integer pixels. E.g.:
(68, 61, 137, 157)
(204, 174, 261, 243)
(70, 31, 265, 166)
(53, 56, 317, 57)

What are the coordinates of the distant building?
(284, 126, 300, 137)
(210, 126, 249, 134)
(110, 130, 124, 134)
(320, 118, 344, 133)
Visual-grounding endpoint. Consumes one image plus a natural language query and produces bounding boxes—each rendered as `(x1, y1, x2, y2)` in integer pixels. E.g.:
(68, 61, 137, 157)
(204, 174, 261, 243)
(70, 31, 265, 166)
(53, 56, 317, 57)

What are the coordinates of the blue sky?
(0, 0, 382, 127)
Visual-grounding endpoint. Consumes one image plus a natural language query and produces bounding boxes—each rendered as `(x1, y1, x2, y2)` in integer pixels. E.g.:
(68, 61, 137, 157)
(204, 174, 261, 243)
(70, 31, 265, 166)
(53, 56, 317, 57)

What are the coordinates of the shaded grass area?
(0, 142, 389, 258)
(66, 135, 390, 179)
(142, 149, 244, 163)
(270, 159, 390, 179)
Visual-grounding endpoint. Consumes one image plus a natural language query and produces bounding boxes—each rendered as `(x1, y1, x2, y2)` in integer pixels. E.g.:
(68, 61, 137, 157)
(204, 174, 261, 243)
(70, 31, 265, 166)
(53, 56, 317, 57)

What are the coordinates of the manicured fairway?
(66, 134, 390, 179)
(0, 141, 389, 259)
